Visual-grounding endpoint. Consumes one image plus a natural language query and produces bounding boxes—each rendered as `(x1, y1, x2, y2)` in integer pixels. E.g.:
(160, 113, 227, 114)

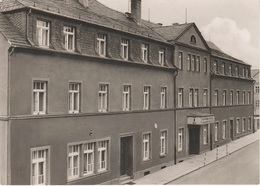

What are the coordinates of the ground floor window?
(242, 118, 246, 132)
(160, 130, 167, 156)
(222, 121, 227, 139)
(236, 118, 240, 134)
(203, 125, 208, 145)
(143, 133, 151, 161)
(178, 128, 184, 151)
(248, 118, 252, 130)
(31, 147, 50, 185)
(68, 139, 109, 181)
(214, 122, 219, 141)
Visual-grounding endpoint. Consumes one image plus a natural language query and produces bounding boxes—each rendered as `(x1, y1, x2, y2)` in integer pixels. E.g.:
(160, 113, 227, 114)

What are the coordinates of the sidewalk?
(134, 131, 259, 185)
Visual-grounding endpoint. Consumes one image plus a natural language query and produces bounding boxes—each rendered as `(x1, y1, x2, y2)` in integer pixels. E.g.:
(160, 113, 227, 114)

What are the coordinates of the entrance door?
(230, 120, 234, 140)
(189, 125, 200, 154)
(120, 136, 133, 176)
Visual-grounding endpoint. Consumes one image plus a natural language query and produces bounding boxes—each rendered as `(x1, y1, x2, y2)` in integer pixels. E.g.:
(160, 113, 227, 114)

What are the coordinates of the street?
(168, 141, 259, 184)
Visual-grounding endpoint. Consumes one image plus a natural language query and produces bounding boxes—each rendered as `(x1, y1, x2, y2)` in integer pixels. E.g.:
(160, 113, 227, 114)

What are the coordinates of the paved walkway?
(134, 131, 260, 185)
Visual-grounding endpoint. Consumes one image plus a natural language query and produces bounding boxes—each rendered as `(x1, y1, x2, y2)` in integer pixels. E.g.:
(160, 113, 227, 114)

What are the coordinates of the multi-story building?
(252, 69, 259, 130)
(0, 0, 254, 185)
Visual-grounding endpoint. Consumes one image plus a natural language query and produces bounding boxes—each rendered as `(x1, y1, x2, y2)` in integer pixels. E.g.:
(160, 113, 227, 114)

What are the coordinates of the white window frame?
(178, 51, 183, 69)
(203, 89, 208, 107)
(221, 62, 225, 74)
(97, 34, 106, 57)
(236, 118, 240, 134)
(143, 86, 150, 110)
(33, 81, 47, 115)
(248, 118, 252, 130)
(159, 48, 165, 66)
(196, 56, 200, 72)
(247, 91, 251, 104)
(97, 141, 108, 172)
(69, 82, 80, 114)
(143, 133, 151, 161)
(122, 85, 131, 111)
(178, 128, 184, 151)
(178, 88, 183, 108)
(255, 86, 259, 93)
(64, 26, 75, 51)
(160, 130, 167, 156)
(222, 121, 227, 139)
(191, 55, 195, 71)
(223, 90, 226, 106)
(242, 91, 246, 104)
(68, 144, 80, 180)
(228, 65, 232, 75)
(203, 125, 208, 145)
(121, 39, 129, 60)
(83, 143, 95, 176)
(189, 89, 194, 107)
(230, 90, 233, 105)
(236, 91, 240, 105)
(214, 90, 218, 106)
(187, 54, 191, 71)
(31, 147, 50, 185)
(160, 87, 167, 109)
(242, 118, 246, 132)
(142, 43, 148, 63)
(203, 57, 207, 73)
(194, 89, 199, 107)
(213, 61, 217, 72)
(98, 84, 108, 112)
(214, 122, 219, 141)
(37, 20, 50, 47)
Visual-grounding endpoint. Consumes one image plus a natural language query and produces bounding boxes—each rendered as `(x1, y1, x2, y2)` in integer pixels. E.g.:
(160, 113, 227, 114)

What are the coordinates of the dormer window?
(141, 43, 149, 63)
(190, 35, 196, 44)
(121, 39, 129, 60)
(97, 34, 107, 57)
(64, 26, 75, 51)
(37, 20, 50, 47)
(159, 48, 165, 66)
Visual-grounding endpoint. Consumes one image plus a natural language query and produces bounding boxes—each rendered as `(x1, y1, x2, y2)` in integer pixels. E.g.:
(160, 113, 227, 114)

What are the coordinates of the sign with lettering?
(187, 115, 215, 125)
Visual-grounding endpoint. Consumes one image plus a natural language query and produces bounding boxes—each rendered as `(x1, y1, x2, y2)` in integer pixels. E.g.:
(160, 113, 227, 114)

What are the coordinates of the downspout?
(252, 79, 256, 133)
(26, 9, 34, 45)
(173, 69, 178, 164)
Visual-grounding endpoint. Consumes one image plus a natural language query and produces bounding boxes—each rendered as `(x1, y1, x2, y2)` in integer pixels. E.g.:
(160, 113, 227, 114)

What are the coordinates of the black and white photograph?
(0, 0, 259, 185)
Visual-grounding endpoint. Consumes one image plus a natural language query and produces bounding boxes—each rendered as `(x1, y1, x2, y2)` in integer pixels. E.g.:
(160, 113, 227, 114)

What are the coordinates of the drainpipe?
(173, 68, 178, 164)
(26, 9, 34, 45)
(252, 79, 256, 133)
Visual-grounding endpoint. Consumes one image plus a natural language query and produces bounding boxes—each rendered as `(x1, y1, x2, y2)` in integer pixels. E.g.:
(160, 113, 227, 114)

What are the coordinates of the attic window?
(190, 35, 196, 44)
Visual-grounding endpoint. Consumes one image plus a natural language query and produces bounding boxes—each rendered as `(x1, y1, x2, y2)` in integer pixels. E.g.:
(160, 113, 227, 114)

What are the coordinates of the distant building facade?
(252, 69, 259, 130)
(0, 0, 254, 185)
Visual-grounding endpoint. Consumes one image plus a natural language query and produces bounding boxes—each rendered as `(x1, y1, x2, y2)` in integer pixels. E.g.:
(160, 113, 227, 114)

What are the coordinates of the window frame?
(68, 82, 81, 114)
(203, 124, 209, 145)
(214, 89, 218, 106)
(196, 56, 200, 72)
(142, 132, 151, 161)
(177, 128, 184, 151)
(98, 83, 109, 112)
(194, 89, 199, 107)
(143, 86, 151, 110)
(160, 86, 167, 109)
(222, 120, 227, 139)
(64, 26, 75, 51)
(203, 57, 207, 73)
(121, 39, 129, 60)
(33, 80, 47, 115)
(236, 118, 240, 134)
(178, 51, 183, 70)
(230, 90, 234, 105)
(97, 33, 107, 57)
(222, 90, 226, 106)
(178, 88, 184, 108)
(160, 130, 168, 156)
(159, 47, 165, 66)
(122, 84, 131, 111)
(36, 20, 50, 47)
(141, 43, 149, 63)
(242, 118, 246, 132)
(214, 122, 219, 141)
(189, 88, 194, 107)
(187, 54, 191, 71)
(203, 89, 208, 107)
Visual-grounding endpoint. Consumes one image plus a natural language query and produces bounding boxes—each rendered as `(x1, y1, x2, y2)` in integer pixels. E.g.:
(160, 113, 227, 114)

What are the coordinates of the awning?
(187, 112, 215, 125)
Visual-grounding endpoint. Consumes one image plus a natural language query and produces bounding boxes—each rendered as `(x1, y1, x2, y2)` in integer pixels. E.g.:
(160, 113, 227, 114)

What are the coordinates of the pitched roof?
(150, 23, 192, 41)
(0, 0, 167, 43)
(0, 12, 30, 47)
(251, 69, 259, 78)
(206, 41, 249, 65)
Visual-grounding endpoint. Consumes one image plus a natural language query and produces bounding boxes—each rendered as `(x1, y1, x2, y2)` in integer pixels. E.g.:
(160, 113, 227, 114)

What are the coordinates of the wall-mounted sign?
(187, 115, 215, 125)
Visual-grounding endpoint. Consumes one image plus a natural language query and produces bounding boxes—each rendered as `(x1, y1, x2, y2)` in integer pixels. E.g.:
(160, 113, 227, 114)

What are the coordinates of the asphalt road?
(168, 141, 259, 185)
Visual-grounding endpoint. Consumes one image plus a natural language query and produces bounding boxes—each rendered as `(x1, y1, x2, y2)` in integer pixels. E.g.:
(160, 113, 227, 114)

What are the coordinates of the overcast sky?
(98, 0, 259, 69)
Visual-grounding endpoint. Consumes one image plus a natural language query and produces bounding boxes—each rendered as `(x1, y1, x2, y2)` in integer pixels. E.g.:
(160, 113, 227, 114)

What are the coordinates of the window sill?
(68, 170, 110, 183)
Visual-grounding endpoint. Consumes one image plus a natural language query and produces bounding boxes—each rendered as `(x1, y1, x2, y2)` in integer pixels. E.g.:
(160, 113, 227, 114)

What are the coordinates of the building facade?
(252, 69, 259, 130)
(0, 0, 255, 185)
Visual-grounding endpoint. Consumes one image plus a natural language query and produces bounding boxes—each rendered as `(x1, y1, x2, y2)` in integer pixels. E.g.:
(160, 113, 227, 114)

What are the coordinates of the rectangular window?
(37, 20, 50, 47)
(191, 55, 196, 71)
(203, 57, 207, 73)
(248, 118, 252, 130)
(213, 61, 217, 73)
(178, 88, 184, 108)
(121, 39, 129, 60)
(214, 90, 218, 106)
(242, 67, 246, 77)
(98, 141, 108, 172)
(242, 118, 246, 132)
(64, 26, 75, 51)
(255, 86, 259, 93)
(256, 100, 260, 108)
(203, 125, 208, 145)
(228, 65, 232, 75)
(187, 54, 191, 71)
(221, 62, 225, 74)
(222, 121, 227, 139)
(159, 48, 165, 66)
(122, 85, 131, 111)
(160, 131, 167, 156)
(178, 52, 183, 69)
(143, 86, 151, 110)
(143, 133, 151, 161)
(178, 128, 184, 151)
(97, 34, 106, 56)
(235, 66, 239, 76)
(160, 87, 167, 109)
(142, 44, 148, 63)
(189, 89, 194, 107)
(247, 91, 251, 104)
(236, 91, 240, 105)
(99, 84, 108, 112)
(83, 143, 94, 175)
(230, 90, 233, 105)
(242, 91, 246, 104)
(236, 118, 240, 133)
(194, 89, 199, 107)
(68, 145, 80, 180)
(33, 81, 47, 115)
(69, 83, 80, 113)
(196, 56, 200, 72)
(203, 89, 208, 106)
(214, 122, 219, 141)
(222, 90, 226, 106)
(31, 147, 49, 185)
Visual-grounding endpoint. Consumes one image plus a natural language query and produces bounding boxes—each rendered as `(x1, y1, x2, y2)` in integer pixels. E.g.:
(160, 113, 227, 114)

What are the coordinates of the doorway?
(188, 125, 200, 154)
(120, 136, 133, 176)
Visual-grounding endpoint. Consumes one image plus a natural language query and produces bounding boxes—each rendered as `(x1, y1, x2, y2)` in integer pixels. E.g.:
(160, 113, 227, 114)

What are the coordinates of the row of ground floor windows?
(30, 130, 169, 185)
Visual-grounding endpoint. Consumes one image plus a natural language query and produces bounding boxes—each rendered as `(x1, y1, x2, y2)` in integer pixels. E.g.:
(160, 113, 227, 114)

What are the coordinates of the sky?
(97, 0, 259, 69)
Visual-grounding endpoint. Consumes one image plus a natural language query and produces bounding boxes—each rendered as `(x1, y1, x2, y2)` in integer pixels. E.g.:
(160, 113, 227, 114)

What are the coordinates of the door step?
(120, 175, 135, 185)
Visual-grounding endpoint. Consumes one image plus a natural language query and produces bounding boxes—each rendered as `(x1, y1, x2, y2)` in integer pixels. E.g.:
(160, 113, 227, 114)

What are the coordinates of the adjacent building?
(0, 0, 255, 185)
(252, 69, 259, 130)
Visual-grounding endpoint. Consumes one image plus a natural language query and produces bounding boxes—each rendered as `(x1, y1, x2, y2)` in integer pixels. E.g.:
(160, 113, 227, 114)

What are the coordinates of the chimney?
(131, 0, 141, 24)
(78, 0, 88, 8)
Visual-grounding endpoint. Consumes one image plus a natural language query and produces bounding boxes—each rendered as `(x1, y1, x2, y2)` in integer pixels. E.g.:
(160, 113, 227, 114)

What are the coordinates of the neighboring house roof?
(206, 41, 249, 66)
(0, 0, 168, 43)
(251, 69, 259, 79)
(0, 12, 30, 47)
(150, 23, 192, 41)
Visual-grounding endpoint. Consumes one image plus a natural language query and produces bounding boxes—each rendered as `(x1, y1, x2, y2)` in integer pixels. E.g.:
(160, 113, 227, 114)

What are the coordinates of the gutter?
(26, 8, 34, 46)
(173, 65, 179, 164)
